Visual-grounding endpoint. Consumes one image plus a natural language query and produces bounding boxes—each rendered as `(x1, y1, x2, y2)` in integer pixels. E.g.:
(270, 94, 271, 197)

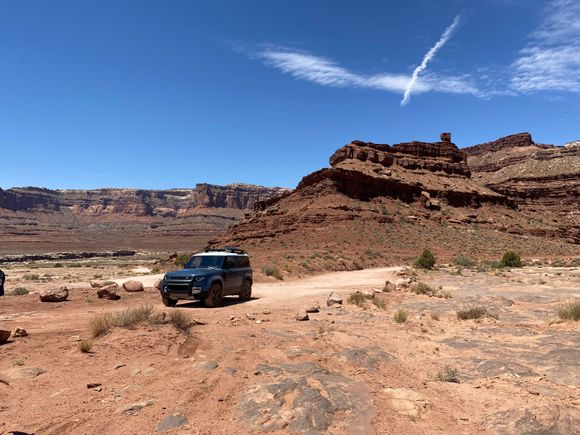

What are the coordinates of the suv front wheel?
(204, 282, 223, 307)
(162, 296, 177, 307)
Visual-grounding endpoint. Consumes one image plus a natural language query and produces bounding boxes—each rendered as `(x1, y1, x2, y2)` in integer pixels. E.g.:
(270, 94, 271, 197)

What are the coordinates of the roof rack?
(204, 246, 246, 255)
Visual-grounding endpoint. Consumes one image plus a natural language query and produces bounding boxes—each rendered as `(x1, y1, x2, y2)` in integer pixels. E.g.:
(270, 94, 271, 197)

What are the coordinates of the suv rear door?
(222, 256, 243, 294)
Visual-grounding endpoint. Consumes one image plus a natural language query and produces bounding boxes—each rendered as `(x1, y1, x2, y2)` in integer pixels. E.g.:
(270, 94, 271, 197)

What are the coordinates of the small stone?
(156, 414, 189, 432)
(70, 335, 82, 342)
(305, 305, 320, 313)
(327, 291, 343, 306)
(295, 312, 310, 321)
(197, 361, 218, 371)
(245, 313, 256, 321)
(225, 367, 237, 376)
(13, 327, 28, 338)
(87, 382, 102, 389)
(255, 320, 262, 324)
(117, 400, 155, 414)
(262, 310, 271, 315)
(122, 280, 144, 292)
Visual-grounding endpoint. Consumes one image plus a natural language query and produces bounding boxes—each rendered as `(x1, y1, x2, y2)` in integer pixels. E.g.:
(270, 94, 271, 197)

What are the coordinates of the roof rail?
(204, 246, 246, 255)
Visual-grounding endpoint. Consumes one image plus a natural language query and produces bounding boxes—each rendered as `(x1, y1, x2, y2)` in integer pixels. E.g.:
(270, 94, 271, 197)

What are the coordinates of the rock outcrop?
(465, 134, 579, 242)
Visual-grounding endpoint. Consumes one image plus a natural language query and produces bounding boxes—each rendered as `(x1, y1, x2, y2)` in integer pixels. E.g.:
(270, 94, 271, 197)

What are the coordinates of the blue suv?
(160, 247, 252, 307)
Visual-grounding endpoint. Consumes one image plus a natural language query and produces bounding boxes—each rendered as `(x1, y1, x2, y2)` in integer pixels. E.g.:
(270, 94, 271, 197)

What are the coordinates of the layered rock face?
(0, 184, 287, 254)
(0, 184, 287, 216)
(465, 134, 579, 242)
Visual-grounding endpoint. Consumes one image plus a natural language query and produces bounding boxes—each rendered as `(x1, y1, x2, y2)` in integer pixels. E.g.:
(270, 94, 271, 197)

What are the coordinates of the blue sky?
(1, 0, 579, 189)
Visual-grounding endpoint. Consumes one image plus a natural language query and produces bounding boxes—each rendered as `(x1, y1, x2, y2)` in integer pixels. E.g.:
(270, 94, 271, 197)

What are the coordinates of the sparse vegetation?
(394, 309, 408, 323)
(436, 366, 460, 383)
(13, 359, 24, 366)
(79, 339, 93, 353)
(102, 281, 116, 286)
(168, 310, 192, 333)
(174, 253, 192, 268)
(89, 305, 193, 338)
(372, 298, 387, 309)
(53, 263, 63, 268)
(262, 265, 283, 280)
(456, 306, 498, 320)
(348, 292, 374, 306)
(430, 312, 440, 321)
(558, 300, 580, 321)
(500, 251, 523, 268)
(414, 248, 436, 270)
(411, 282, 436, 296)
(10, 287, 29, 296)
(452, 255, 475, 267)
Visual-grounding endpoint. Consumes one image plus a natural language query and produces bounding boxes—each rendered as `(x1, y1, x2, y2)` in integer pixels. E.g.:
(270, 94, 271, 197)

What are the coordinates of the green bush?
(262, 265, 283, 280)
(500, 251, 523, 268)
(415, 249, 436, 270)
(174, 254, 192, 268)
(559, 301, 580, 321)
(394, 309, 408, 323)
(453, 255, 475, 267)
(10, 287, 29, 296)
(411, 282, 436, 296)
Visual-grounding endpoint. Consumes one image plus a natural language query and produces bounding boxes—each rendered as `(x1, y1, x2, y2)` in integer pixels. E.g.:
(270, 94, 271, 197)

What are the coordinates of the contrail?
(401, 15, 462, 106)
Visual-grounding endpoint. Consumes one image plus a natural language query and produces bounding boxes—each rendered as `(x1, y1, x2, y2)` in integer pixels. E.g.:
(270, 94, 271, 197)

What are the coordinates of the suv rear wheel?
(162, 296, 177, 307)
(239, 279, 252, 301)
(204, 282, 223, 307)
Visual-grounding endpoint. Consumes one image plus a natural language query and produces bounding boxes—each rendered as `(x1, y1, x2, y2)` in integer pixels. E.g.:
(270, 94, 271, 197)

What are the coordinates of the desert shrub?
(168, 310, 192, 333)
(79, 339, 93, 353)
(53, 263, 63, 268)
(174, 254, 192, 268)
(89, 313, 114, 338)
(456, 306, 497, 320)
(453, 255, 475, 267)
(68, 263, 82, 268)
(262, 265, 283, 280)
(23, 274, 40, 281)
(103, 281, 116, 286)
(500, 251, 523, 268)
(13, 359, 24, 366)
(411, 282, 437, 296)
(372, 298, 387, 309)
(151, 267, 161, 274)
(348, 292, 374, 307)
(430, 312, 440, 321)
(436, 366, 460, 383)
(394, 309, 408, 323)
(558, 300, 580, 321)
(415, 249, 436, 270)
(10, 287, 29, 296)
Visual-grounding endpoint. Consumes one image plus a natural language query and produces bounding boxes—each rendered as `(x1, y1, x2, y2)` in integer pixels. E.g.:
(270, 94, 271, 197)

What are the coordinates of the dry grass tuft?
(168, 310, 192, 333)
(558, 300, 580, 321)
(79, 339, 93, 353)
(394, 309, 408, 323)
(456, 306, 498, 320)
(437, 366, 460, 383)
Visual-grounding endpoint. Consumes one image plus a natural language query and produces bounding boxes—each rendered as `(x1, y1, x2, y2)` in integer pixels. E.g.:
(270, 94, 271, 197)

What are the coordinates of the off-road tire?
(204, 283, 223, 308)
(239, 279, 252, 301)
(162, 296, 177, 307)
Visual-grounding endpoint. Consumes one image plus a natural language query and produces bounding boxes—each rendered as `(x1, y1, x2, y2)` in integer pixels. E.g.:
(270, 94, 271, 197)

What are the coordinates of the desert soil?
(0, 264, 579, 434)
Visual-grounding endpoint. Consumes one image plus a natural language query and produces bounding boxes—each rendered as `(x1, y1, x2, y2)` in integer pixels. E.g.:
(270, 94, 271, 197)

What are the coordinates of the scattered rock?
(485, 405, 578, 434)
(0, 330, 11, 344)
(70, 335, 82, 342)
(327, 291, 343, 306)
(13, 327, 28, 338)
(361, 289, 375, 299)
(395, 278, 412, 289)
(154, 279, 162, 290)
(295, 312, 309, 321)
(196, 361, 218, 371)
(305, 305, 320, 313)
(331, 347, 395, 369)
(87, 382, 102, 389)
(97, 288, 121, 300)
(245, 313, 256, 321)
(122, 280, 144, 292)
(156, 414, 189, 432)
(383, 388, 432, 417)
(90, 280, 104, 288)
(117, 399, 155, 415)
(39, 287, 69, 302)
(6, 367, 47, 380)
(225, 367, 237, 376)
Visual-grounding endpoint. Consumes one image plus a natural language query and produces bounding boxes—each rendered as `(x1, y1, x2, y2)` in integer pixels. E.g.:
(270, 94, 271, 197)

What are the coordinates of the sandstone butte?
(211, 132, 579, 269)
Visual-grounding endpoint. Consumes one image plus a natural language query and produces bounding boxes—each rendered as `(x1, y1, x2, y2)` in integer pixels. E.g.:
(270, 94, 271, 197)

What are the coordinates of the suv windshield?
(185, 255, 224, 269)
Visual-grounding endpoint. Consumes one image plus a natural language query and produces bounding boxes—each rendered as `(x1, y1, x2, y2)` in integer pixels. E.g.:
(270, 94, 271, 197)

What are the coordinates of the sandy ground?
(0, 265, 579, 434)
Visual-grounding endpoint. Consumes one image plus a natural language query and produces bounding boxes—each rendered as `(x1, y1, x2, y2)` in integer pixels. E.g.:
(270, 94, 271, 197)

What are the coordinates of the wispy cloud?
(257, 47, 479, 99)
(511, 0, 580, 93)
(401, 15, 461, 106)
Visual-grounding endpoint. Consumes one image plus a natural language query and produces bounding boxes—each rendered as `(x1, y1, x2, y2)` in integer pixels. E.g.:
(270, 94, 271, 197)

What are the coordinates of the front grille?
(166, 282, 190, 293)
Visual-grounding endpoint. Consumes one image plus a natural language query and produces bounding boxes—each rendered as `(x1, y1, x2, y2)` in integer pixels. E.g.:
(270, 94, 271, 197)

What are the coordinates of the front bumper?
(161, 283, 205, 300)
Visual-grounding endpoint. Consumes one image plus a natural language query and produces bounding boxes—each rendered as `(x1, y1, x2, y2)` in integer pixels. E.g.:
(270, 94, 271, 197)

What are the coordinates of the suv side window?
(237, 256, 250, 268)
(224, 256, 237, 269)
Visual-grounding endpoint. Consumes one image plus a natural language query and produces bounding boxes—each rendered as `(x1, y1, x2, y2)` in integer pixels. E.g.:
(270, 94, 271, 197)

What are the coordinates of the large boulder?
(123, 280, 144, 292)
(97, 288, 121, 300)
(39, 287, 69, 302)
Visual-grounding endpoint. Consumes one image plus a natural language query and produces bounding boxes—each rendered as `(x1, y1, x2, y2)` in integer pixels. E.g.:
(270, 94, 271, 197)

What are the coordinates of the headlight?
(194, 276, 206, 282)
